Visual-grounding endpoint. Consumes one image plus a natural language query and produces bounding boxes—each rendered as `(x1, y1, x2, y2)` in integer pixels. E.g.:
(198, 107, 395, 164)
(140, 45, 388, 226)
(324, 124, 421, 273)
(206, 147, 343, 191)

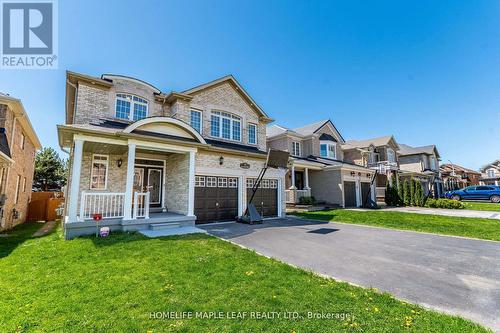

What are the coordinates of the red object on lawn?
(92, 213, 102, 221)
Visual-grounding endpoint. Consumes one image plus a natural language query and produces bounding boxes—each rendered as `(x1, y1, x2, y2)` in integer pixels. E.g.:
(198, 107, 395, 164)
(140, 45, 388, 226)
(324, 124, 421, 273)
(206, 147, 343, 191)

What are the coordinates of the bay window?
(115, 93, 148, 121)
(320, 141, 336, 159)
(210, 111, 241, 142)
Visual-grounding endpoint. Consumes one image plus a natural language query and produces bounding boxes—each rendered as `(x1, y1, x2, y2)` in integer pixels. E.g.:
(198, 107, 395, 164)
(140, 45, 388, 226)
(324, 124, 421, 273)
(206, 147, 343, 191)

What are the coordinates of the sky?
(0, 0, 499, 170)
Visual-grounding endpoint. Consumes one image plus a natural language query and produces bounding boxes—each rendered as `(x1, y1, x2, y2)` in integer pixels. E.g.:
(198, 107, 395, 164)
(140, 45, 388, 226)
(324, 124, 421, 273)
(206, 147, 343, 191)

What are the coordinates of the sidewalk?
(349, 207, 500, 219)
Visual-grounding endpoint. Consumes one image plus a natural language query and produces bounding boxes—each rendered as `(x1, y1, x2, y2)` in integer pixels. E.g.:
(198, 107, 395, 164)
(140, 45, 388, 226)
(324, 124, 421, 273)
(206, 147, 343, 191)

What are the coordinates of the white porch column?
(68, 139, 84, 222)
(123, 143, 136, 220)
(289, 164, 296, 189)
(495, 180, 499, 186)
(304, 167, 310, 190)
(187, 151, 195, 216)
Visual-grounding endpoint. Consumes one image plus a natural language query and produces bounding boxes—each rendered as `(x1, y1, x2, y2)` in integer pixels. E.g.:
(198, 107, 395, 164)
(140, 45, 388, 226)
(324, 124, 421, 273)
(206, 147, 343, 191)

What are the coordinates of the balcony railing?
(79, 191, 150, 220)
(367, 161, 398, 173)
(285, 189, 311, 204)
(80, 191, 125, 220)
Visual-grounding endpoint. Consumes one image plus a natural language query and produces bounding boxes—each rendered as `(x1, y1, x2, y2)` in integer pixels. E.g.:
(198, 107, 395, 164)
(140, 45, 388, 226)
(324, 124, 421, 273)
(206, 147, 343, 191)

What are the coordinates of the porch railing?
(285, 189, 311, 204)
(133, 192, 150, 219)
(80, 191, 125, 220)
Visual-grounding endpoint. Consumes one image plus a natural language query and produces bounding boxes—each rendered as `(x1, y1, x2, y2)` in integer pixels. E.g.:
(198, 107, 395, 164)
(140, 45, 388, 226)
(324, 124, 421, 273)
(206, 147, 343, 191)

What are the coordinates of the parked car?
(445, 186, 500, 203)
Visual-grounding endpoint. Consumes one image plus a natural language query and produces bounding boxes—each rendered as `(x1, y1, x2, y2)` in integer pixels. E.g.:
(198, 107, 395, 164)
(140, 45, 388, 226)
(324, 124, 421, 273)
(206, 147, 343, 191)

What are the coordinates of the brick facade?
(0, 103, 37, 231)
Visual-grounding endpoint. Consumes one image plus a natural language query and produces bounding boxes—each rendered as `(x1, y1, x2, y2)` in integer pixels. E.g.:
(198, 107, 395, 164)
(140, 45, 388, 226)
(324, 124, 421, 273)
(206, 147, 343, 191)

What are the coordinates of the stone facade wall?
(0, 104, 36, 231)
(399, 154, 423, 173)
(165, 153, 189, 214)
(309, 169, 343, 205)
(73, 78, 168, 125)
(189, 82, 267, 151)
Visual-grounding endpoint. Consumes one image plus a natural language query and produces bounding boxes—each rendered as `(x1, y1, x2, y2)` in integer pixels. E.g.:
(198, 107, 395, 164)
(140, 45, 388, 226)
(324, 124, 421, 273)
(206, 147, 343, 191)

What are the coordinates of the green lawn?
(463, 201, 500, 212)
(291, 209, 500, 241)
(0, 222, 489, 332)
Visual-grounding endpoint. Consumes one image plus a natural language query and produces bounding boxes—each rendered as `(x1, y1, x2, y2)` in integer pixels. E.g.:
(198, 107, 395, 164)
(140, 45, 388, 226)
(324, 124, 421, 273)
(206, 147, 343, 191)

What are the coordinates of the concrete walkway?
(349, 206, 500, 219)
(32, 221, 57, 237)
(202, 218, 500, 332)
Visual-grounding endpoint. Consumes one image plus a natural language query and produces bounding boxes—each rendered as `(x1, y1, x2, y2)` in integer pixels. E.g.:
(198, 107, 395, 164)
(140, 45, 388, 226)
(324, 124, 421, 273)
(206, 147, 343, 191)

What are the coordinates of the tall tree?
(33, 147, 67, 191)
(403, 179, 411, 206)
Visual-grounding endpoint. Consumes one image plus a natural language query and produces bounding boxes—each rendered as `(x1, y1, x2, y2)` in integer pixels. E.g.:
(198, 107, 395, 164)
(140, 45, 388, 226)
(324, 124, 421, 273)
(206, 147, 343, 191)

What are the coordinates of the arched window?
(115, 93, 148, 121)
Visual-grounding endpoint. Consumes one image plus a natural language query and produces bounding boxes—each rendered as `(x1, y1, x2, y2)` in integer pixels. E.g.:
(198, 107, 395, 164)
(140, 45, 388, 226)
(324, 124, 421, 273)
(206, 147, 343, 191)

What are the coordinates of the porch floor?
(139, 226, 207, 238)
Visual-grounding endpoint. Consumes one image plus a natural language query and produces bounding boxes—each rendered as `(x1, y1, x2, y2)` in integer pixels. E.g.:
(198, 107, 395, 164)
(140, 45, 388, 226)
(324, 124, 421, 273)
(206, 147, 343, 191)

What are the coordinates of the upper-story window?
(386, 148, 396, 162)
(488, 169, 495, 178)
(115, 93, 148, 121)
(429, 156, 437, 170)
(320, 141, 336, 159)
(210, 111, 241, 142)
(292, 141, 301, 156)
(248, 123, 257, 144)
(190, 109, 202, 133)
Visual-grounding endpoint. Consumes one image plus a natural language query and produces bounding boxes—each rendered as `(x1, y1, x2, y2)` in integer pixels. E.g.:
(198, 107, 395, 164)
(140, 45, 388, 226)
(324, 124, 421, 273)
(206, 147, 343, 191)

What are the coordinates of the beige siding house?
(341, 135, 400, 200)
(59, 72, 286, 239)
(267, 120, 376, 207)
(397, 144, 443, 197)
(0, 94, 41, 231)
(479, 160, 500, 186)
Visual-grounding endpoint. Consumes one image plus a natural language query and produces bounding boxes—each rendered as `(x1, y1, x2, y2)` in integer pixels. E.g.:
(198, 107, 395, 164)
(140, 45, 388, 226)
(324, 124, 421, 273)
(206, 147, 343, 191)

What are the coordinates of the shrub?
(425, 198, 465, 209)
(397, 178, 404, 206)
(298, 196, 316, 205)
(410, 178, 416, 206)
(403, 179, 411, 206)
(415, 180, 424, 207)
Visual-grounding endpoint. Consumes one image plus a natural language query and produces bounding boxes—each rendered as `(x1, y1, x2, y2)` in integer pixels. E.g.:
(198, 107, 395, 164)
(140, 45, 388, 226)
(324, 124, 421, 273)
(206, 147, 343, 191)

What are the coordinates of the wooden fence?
(27, 192, 65, 222)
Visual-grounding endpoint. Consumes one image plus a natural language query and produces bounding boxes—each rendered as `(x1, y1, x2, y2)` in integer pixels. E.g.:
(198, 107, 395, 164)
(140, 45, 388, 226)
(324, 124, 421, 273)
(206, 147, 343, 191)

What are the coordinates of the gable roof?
(181, 75, 272, 121)
(480, 160, 500, 172)
(267, 119, 345, 142)
(342, 135, 395, 150)
(398, 143, 440, 158)
(440, 163, 480, 175)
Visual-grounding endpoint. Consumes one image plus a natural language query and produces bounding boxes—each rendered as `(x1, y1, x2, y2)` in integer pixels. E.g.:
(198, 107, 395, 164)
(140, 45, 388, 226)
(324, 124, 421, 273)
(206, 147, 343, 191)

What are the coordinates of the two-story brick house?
(267, 120, 376, 207)
(440, 163, 481, 190)
(59, 71, 286, 239)
(0, 94, 41, 231)
(397, 144, 443, 197)
(479, 160, 500, 186)
(341, 135, 400, 200)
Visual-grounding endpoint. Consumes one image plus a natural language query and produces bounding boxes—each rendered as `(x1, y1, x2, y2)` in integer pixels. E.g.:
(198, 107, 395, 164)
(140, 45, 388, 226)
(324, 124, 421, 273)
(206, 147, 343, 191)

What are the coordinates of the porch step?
(149, 207, 164, 213)
(150, 222, 181, 231)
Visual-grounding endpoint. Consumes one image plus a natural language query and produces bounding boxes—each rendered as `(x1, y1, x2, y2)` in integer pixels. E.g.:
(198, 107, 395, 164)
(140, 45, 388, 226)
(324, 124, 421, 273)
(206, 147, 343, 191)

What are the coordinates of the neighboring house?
(397, 144, 443, 197)
(440, 163, 481, 190)
(341, 136, 399, 200)
(59, 71, 286, 239)
(0, 94, 41, 231)
(266, 120, 376, 208)
(479, 160, 500, 186)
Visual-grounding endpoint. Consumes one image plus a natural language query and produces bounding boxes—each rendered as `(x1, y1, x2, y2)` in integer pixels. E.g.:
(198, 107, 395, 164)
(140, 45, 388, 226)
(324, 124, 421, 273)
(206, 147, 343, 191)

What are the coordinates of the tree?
(403, 179, 411, 206)
(397, 176, 404, 206)
(415, 180, 424, 207)
(384, 178, 393, 206)
(33, 147, 67, 191)
(410, 178, 416, 206)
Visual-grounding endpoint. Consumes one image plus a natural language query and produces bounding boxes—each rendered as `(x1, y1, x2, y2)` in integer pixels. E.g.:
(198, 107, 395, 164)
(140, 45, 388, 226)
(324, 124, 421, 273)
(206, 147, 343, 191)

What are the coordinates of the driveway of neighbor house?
(353, 206, 500, 219)
(201, 218, 500, 332)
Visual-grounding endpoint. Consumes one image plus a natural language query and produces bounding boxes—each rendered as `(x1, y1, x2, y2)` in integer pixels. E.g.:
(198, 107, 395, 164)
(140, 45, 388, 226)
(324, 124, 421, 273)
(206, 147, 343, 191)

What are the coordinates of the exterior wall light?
(219, 156, 224, 165)
(117, 159, 123, 168)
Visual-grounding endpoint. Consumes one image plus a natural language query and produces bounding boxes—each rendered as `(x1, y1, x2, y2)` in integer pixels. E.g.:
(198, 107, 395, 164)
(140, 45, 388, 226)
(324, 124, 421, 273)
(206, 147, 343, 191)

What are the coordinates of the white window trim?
(22, 177, 26, 192)
(387, 148, 395, 162)
(320, 141, 337, 159)
(115, 93, 149, 121)
(20, 133, 25, 150)
(292, 141, 301, 157)
(487, 169, 496, 178)
(248, 123, 257, 145)
(190, 109, 203, 134)
(90, 154, 109, 190)
(210, 111, 242, 142)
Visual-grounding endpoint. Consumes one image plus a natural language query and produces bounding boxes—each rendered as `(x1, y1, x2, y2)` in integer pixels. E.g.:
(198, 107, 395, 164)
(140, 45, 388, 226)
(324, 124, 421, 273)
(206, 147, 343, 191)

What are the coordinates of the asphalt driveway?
(201, 217, 500, 332)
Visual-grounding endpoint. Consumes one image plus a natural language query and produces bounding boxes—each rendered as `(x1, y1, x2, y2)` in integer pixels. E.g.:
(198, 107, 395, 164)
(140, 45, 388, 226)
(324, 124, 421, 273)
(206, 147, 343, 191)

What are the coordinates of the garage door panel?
(344, 181, 357, 207)
(246, 180, 278, 218)
(195, 176, 238, 224)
